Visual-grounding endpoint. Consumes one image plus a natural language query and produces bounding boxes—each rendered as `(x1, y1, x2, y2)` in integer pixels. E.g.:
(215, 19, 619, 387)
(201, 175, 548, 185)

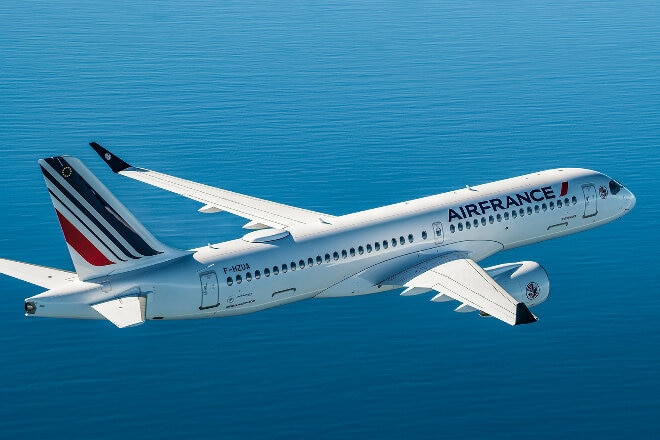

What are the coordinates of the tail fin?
(39, 155, 187, 280)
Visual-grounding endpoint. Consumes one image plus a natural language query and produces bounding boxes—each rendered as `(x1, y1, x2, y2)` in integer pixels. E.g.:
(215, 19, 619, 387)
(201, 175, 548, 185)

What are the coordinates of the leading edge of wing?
(90, 143, 335, 230)
(401, 257, 537, 326)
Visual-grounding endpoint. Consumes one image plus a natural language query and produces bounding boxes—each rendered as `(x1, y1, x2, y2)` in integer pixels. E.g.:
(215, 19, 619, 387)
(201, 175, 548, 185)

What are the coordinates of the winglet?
(89, 142, 132, 173)
(514, 303, 538, 325)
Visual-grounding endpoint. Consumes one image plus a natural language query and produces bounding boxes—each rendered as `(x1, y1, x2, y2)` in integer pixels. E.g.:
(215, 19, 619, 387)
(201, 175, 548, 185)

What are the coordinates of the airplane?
(0, 143, 635, 328)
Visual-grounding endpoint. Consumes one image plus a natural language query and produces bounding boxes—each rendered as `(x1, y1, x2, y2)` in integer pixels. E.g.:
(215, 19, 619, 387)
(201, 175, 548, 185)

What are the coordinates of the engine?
(483, 261, 550, 308)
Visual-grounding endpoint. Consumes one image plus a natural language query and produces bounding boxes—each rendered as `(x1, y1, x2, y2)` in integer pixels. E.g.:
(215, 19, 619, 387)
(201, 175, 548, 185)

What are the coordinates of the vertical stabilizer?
(39, 156, 186, 280)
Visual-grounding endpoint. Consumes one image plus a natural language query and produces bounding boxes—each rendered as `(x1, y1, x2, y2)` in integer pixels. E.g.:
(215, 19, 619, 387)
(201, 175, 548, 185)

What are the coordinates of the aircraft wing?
(0, 258, 77, 289)
(90, 143, 335, 230)
(387, 254, 537, 326)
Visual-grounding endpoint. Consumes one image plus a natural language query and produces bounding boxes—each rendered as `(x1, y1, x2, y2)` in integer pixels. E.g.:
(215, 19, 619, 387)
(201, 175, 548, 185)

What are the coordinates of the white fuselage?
(26, 168, 635, 322)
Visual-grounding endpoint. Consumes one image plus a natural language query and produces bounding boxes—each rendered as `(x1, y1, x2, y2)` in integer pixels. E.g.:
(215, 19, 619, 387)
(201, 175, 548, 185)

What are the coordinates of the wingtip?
(89, 142, 132, 173)
(514, 303, 538, 325)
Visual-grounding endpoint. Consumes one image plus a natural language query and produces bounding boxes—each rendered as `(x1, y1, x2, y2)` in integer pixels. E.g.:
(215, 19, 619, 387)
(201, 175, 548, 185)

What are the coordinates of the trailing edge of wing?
(0, 258, 77, 289)
(403, 258, 537, 326)
(90, 143, 335, 229)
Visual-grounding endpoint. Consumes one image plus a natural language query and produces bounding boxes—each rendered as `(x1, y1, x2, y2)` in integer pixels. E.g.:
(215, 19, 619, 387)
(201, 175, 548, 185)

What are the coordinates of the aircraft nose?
(624, 188, 636, 211)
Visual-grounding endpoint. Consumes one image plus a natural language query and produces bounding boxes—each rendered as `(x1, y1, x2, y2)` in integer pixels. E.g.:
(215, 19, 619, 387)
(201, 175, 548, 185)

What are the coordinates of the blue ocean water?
(1, 1, 659, 438)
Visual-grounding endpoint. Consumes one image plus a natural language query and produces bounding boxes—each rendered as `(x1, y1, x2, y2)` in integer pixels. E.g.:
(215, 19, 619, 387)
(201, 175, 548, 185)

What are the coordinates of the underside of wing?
(90, 143, 335, 230)
(393, 256, 537, 326)
(0, 258, 77, 289)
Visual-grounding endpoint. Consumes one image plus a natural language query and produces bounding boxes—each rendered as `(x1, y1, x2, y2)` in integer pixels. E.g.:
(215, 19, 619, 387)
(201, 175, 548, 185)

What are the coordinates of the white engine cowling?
(483, 261, 550, 308)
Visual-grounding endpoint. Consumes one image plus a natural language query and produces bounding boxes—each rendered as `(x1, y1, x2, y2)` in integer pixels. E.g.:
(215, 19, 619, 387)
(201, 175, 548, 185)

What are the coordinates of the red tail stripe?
(560, 181, 569, 197)
(56, 210, 115, 267)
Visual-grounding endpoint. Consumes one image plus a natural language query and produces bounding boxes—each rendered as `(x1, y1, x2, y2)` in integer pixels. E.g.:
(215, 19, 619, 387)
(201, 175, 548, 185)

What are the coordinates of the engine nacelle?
(483, 261, 550, 308)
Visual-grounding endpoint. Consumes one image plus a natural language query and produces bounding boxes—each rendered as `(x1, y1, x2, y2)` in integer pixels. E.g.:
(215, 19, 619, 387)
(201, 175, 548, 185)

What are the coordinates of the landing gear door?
(582, 184, 598, 218)
(433, 222, 444, 244)
(200, 271, 219, 309)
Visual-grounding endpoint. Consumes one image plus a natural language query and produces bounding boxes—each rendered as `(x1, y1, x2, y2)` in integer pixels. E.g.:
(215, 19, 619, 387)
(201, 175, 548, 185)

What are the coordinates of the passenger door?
(582, 184, 597, 218)
(199, 271, 219, 309)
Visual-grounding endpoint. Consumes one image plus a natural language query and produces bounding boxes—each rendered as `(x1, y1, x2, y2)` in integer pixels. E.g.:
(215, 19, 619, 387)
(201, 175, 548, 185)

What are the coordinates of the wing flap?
(91, 296, 146, 328)
(0, 258, 77, 289)
(91, 143, 335, 229)
(405, 258, 537, 326)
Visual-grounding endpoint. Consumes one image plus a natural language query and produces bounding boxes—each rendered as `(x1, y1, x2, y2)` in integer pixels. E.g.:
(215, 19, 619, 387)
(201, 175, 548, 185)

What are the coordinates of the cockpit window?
(609, 179, 623, 195)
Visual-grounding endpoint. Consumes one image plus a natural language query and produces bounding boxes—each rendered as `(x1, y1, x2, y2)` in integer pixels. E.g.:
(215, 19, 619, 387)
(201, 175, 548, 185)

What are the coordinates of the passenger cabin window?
(227, 277, 233, 286)
(383, 240, 389, 249)
(236, 274, 242, 284)
(367, 244, 373, 253)
(325, 253, 331, 263)
(450, 224, 456, 233)
(299, 259, 305, 269)
(391, 238, 397, 247)
(358, 246, 364, 255)
(341, 250, 347, 259)
(290, 262, 296, 271)
(255, 270, 261, 279)
(282, 264, 288, 273)
(333, 252, 339, 261)
(408, 234, 414, 243)
(246, 272, 252, 281)
(422, 231, 428, 240)
(273, 266, 279, 275)
(265, 268, 271, 277)
(350, 248, 355, 257)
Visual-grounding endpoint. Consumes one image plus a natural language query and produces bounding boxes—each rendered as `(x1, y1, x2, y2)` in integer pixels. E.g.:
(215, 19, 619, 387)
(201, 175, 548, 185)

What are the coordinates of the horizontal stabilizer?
(0, 258, 76, 289)
(92, 296, 146, 328)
